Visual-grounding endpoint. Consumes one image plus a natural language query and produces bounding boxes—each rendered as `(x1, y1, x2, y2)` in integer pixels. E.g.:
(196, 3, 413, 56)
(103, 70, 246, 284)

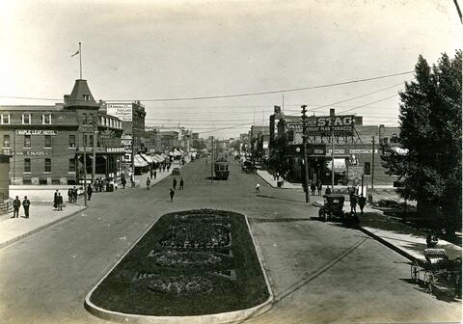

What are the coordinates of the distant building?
(0, 79, 125, 185)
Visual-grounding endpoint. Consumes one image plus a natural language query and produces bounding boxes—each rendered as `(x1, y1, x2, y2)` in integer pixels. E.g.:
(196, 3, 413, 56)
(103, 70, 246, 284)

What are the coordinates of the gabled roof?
(64, 79, 99, 109)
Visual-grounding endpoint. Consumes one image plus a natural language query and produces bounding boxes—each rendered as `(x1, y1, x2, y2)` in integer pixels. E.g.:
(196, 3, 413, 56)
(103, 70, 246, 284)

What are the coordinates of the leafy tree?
(381, 51, 462, 237)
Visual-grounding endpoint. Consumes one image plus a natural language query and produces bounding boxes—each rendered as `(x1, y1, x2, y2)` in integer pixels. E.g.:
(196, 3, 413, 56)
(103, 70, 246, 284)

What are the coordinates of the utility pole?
(83, 133, 87, 207)
(371, 135, 375, 190)
(330, 109, 335, 190)
(210, 137, 214, 184)
(301, 105, 309, 203)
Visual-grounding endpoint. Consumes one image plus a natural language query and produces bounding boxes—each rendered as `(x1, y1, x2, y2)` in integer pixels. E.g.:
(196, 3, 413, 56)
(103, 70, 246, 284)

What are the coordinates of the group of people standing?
(12, 196, 31, 218)
(348, 186, 367, 215)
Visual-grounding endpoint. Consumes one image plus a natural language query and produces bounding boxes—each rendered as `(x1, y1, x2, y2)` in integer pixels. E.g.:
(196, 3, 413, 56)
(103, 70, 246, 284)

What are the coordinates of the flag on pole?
(71, 50, 79, 57)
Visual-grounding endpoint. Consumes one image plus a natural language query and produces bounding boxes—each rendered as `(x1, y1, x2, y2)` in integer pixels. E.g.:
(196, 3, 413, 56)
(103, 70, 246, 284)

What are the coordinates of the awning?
(134, 155, 148, 167)
(152, 154, 164, 163)
(140, 153, 155, 164)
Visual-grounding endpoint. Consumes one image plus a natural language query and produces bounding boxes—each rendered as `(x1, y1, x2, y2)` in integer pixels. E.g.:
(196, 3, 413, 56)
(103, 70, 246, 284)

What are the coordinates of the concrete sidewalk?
(257, 169, 462, 264)
(0, 165, 177, 249)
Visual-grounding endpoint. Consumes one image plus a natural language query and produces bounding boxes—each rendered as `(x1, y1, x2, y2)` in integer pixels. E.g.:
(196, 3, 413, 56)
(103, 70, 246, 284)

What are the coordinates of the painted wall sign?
(107, 104, 133, 122)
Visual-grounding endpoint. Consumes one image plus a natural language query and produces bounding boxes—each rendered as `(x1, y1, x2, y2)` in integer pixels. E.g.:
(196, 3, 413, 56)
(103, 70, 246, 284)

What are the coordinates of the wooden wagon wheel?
(319, 208, 327, 222)
(423, 270, 435, 294)
(410, 260, 419, 284)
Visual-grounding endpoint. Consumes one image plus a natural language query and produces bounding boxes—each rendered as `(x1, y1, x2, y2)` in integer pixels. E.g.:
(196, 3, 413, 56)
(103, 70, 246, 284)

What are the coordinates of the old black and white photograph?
(0, 1, 461, 323)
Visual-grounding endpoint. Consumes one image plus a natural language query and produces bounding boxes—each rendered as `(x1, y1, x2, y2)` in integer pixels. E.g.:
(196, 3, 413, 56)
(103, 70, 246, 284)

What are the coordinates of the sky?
(0, 0, 461, 139)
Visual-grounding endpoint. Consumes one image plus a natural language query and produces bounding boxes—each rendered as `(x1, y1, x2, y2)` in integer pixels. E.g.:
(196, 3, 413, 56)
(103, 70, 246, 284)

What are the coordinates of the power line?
(0, 71, 412, 102)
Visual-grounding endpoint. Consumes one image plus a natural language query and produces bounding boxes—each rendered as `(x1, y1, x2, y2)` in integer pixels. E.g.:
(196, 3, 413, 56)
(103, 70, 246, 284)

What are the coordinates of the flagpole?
(79, 42, 82, 79)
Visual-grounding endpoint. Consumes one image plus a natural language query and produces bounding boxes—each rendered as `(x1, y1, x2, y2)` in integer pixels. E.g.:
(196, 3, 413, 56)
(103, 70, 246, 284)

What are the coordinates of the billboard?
(306, 115, 355, 137)
(107, 104, 132, 122)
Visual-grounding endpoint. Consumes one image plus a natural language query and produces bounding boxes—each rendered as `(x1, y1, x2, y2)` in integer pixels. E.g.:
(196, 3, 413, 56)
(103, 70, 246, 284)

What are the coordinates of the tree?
(381, 51, 462, 237)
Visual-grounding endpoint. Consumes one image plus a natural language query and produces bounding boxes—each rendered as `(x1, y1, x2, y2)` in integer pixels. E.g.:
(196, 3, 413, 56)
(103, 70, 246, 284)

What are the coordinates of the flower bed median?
(85, 209, 270, 319)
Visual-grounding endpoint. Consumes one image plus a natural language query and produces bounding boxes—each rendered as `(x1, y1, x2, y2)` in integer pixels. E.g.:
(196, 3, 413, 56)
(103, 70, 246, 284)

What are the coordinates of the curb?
(85, 211, 273, 324)
(358, 226, 419, 264)
(0, 206, 87, 250)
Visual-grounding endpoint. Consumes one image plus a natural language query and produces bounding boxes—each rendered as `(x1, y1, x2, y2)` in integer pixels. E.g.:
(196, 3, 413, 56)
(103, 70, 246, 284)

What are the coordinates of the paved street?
(0, 159, 461, 324)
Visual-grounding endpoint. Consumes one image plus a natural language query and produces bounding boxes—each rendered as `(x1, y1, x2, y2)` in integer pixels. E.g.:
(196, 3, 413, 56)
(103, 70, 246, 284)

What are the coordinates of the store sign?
(107, 104, 132, 122)
(14, 151, 48, 156)
(16, 130, 57, 136)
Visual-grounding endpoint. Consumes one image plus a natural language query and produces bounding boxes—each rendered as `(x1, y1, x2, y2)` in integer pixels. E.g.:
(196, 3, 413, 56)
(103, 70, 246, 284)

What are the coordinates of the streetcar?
(214, 158, 230, 180)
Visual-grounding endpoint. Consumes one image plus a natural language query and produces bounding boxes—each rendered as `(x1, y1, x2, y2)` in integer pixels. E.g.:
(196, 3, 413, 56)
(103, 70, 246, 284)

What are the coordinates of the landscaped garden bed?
(86, 209, 270, 317)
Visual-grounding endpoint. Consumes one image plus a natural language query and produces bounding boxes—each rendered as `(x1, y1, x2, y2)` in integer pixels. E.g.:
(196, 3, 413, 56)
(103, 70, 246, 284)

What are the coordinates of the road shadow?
(255, 194, 305, 204)
(251, 217, 315, 223)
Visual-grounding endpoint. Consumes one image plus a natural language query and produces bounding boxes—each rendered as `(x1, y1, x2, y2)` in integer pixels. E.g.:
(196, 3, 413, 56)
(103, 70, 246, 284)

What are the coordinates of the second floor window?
(69, 135, 76, 148)
(45, 159, 51, 172)
(44, 135, 52, 148)
(1, 114, 10, 124)
(42, 114, 52, 125)
(24, 135, 31, 148)
(3, 135, 10, 147)
(22, 114, 31, 125)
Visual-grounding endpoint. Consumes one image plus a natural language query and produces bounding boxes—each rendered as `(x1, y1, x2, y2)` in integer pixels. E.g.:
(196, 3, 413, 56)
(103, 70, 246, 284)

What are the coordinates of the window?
(22, 113, 31, 125)
(83, 94, 90, 101)
(24, 158, 31, 173)
(69, 135, 76, 148)
(3, 135, 10, 147)
(69, 158, 76, 172)
(364, 162, 371, 176)
(24, 135, 31, 148)
(44, 135, 52, 148)
(42, 114, 52, 125)
(1, 114, 10, 124)
(45, 159, 51, 172)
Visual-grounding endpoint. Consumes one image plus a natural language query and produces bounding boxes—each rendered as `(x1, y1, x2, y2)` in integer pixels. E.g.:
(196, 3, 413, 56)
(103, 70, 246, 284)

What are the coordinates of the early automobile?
(171, 167, 181, 175)
(318, 194, 359, 226)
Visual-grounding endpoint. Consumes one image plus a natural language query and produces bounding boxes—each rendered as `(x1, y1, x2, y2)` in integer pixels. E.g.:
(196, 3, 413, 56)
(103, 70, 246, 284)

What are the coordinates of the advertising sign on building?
(306, 115, 355, 137)
(107, 104, 133, 122)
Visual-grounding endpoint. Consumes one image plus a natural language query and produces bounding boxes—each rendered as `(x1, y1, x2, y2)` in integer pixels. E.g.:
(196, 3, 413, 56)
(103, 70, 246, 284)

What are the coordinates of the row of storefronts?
(248, 106, 401, 186)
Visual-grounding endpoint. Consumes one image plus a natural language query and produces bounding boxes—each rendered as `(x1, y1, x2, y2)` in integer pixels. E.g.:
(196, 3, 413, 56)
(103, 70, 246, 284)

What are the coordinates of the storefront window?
(69, 158, 76, 172)
(45, 158, 51, 172)
(24, 159, 31, 173)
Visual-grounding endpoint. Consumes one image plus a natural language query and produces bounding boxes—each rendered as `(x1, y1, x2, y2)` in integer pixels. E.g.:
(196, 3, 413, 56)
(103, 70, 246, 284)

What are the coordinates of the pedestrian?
(317, 180, 322, 196)
(72, 186, 78, 203)
(154, 169, 157, 179)
(57, 193, 63, 211)
(53, 190, 59, 209)
(121, 174, 126, 189)
(12, 196, 20, 218)
(68, 188, 73, 203)
(130, 173, 135, 188)
(325, 187, 332, 195)
(146, 177, 151, 189)
(173, 178, 177, 190)
(255, 183, 260, 193)
(150, 168, 154, 179)
(350, 193, 357, 215)
(358, 195, 366, 215)
(310, 182, 316, 196)
(170, 188, 175, 202)
(22, 196, 31, 218)
(87, 183, 93, 201)
(179, 178, 184, 190)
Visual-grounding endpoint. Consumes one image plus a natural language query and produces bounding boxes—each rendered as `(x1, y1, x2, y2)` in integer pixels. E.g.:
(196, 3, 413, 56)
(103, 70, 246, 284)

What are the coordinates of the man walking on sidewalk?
(22, 196, 31, 218)
(12, 196, 21, 218)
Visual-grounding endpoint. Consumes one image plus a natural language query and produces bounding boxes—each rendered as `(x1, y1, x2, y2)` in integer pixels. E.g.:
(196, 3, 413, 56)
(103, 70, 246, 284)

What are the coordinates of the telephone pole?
(301, 105, 309, 203)
(330, 109, 335, 190)
(371, 135, 375, 190)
